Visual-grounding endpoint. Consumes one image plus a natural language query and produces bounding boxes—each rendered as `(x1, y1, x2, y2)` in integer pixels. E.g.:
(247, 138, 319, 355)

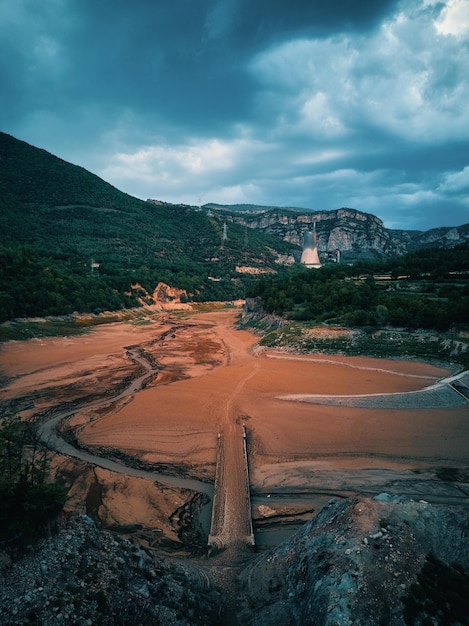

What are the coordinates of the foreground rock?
(238, 495, 469, 625)
(0, 514, 221, 625)
(2, 495, 468, 625)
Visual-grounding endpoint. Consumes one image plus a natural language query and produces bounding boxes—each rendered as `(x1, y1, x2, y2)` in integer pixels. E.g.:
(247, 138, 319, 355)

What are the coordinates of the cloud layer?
(1, 0, 468, 229)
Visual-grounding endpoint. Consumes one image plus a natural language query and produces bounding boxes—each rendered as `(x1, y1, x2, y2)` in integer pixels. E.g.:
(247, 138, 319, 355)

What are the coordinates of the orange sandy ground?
(77, 312, 467, 470)
(1, 308, 468, 534)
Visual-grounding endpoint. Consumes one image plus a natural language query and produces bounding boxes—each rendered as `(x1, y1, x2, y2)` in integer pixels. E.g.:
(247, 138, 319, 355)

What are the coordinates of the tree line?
(248, 242, 469, 331)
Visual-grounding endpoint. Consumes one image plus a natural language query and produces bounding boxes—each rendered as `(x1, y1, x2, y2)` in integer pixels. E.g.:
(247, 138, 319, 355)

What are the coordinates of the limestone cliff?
(204, 204, 469, 261)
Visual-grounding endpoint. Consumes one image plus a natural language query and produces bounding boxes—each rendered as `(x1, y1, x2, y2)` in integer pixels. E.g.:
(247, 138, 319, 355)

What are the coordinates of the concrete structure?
(300, 223, 322, 268)
(208, 424, 255, 554)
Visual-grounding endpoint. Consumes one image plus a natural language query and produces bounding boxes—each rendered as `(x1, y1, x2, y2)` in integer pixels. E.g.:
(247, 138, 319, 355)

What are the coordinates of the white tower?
(300, 222, 322, 268)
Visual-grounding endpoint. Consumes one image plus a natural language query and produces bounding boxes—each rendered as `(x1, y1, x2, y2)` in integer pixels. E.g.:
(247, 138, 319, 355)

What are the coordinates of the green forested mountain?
(2, 132, 468, 332)
(0, 132, 297, 321)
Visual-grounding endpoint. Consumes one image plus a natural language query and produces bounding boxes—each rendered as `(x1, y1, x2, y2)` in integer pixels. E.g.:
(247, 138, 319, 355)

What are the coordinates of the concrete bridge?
(208, 423, 255, 554)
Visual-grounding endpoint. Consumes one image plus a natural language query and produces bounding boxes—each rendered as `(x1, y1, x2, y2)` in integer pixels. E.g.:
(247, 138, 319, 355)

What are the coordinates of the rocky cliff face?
(128, 281, 191, 310)
(205, 205, 469, 261)
(238, 495, 469, 626)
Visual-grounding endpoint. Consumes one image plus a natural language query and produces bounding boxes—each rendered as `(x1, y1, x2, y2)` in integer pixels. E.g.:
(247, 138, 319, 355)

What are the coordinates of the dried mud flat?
(1, 308, 468, 552)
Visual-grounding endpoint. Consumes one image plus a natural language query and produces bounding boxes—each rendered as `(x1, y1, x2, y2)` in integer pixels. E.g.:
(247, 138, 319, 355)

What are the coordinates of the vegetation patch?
(242, 243, 469, 367)
(0, 308, 165, 342)
(0, 415, 67, 542)
(0, 318, 92, 342)
(242, 317, 469, 368)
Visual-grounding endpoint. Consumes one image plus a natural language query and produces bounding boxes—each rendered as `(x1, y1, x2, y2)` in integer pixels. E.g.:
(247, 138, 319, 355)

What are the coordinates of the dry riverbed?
(1, 307, 468, 552)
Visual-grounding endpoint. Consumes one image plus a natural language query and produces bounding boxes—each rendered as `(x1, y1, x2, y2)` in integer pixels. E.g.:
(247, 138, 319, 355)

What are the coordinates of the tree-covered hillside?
(2, 132, 468, 332)
(248, 243, 469, 331)
(0, 132, 297, 321)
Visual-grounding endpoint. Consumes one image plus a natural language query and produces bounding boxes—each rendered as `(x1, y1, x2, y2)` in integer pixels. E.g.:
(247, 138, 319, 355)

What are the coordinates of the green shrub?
(0, 415, 67, 540)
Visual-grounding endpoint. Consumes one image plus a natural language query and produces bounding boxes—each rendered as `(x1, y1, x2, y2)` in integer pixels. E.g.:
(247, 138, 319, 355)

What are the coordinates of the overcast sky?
(1, 0, 469, 230)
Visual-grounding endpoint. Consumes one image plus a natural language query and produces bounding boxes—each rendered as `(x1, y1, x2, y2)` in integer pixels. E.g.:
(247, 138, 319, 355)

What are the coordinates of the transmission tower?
(221, 222, 228, 249)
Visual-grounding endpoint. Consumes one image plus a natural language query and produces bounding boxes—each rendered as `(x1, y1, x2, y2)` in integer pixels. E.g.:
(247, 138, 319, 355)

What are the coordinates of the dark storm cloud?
(1, 0, 468, 229)
(0, 0, 399, 131)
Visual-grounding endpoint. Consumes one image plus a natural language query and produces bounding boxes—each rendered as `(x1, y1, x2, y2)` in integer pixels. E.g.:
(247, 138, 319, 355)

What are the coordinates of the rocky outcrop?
(204, 204, 469, 261)
(1, 497, 468, 625)
(0, 514, 221, 625)
(129, 282, 190, 309)
(238, 495, 469, 626)
(152, 282, 189, 308)
(414, 223, 469, 247)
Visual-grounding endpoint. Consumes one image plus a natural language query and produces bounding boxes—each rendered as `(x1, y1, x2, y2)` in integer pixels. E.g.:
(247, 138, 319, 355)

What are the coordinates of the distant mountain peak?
(203, 203, 469, 262)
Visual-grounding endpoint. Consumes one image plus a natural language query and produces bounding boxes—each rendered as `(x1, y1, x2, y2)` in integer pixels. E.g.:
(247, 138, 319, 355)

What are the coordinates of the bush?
(0, 415, 67, 540)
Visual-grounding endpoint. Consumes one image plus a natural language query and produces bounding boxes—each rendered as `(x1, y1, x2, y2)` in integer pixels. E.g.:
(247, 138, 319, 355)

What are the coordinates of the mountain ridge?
(1, 130, 468, 321)
(0, 131, 296, 320)
(203, 203, 469, 262)
(2, 129, 467, 263)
